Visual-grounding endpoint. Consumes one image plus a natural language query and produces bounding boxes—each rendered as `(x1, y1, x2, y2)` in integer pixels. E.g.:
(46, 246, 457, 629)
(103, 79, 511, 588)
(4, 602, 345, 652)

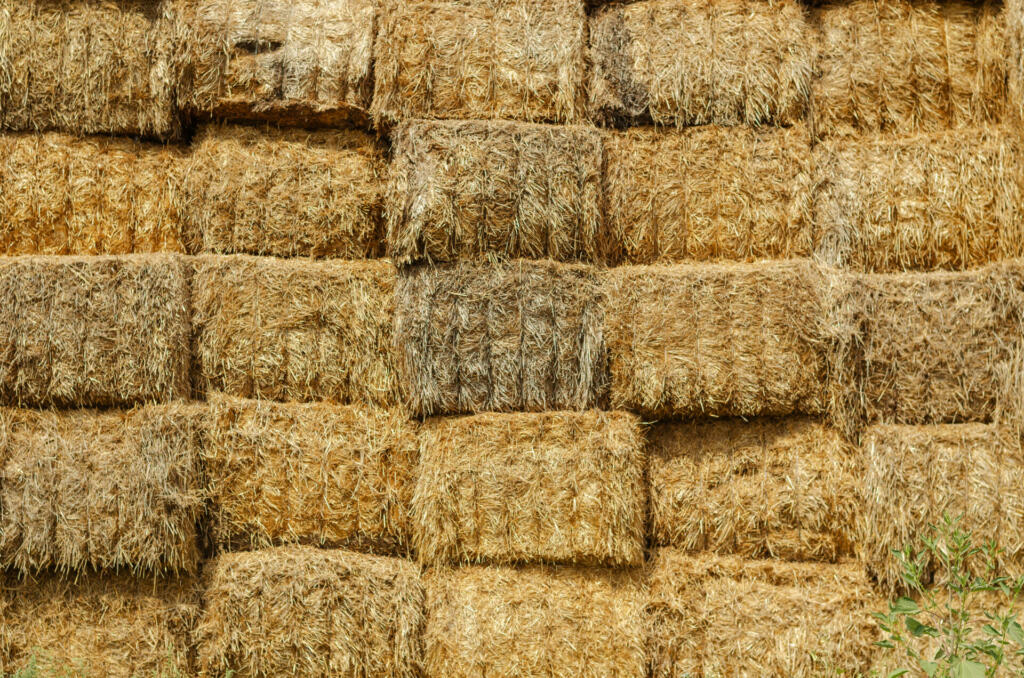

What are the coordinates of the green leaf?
(886, 671, 910, 678)
(892, 597, 920, 614)
(917, 659, 939, 677)
(950, 658, 987, 678)
(982, 624, 999, 637)
(906, 617, 938, 638)
(1008, 620, 1024, 646)
(875, 640, 896, 649)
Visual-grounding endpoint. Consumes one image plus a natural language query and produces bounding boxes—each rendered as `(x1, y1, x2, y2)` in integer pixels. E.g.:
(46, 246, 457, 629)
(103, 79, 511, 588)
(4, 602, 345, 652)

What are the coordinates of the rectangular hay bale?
(203, 393, 417, 556)
(0, 0, 178, 138)
(813, 125, 1024, 272)
(647, 550, 880, 678)
(395, 260, 605, 416)
(425, 564, 645, 678)
(372, 0, 587, 125)
(196, 545, 424, 678)
(604, 125, 813, 264)
(0, 404, 203, 575)
(413, 410, 644, 567)
(0, 571, 199, 678)
(811, 0, 1006, 139)
(173, 0, 375, 127)
(862, 423, 1024, 593)
(386, 119, 603, 266)
(603, 260, 826, 418)
(649, 418, 859, 562)
(192, 255, 402, 407)
(588, 0, 812, 127)
(0, 255, 192, 407)
(183, 124, 384, 258)
(0, 133, 187, 256)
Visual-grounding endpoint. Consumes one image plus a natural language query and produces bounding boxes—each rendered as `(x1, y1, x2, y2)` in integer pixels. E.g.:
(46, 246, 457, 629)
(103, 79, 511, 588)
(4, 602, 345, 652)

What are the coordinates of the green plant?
(873, 514, 1024, 678)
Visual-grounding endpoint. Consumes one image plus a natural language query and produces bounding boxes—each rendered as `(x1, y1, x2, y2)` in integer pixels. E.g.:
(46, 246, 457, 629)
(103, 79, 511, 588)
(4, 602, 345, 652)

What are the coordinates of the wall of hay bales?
(2, 0, 1024, 675)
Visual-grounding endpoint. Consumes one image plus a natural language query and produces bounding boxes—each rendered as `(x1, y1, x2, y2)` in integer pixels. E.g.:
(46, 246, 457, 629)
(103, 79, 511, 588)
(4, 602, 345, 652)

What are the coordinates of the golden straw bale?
(203, 393, 417, 556)
(650, 418, 859, 563)
(0, 0, 178, 138)
(603, 260, 826, 418)
(372, 0, 587, 126)
(386, 119, 603, 266)
(604, 125, 813, 264)
(183, 124, 384, 258)
(0, 255, 191, 407)
(648, 550, 881, 678)
(588, 0, 812, 127)
(811, 0, 1007, 140)
(0, 404, 203, 575)
(862, 423, 1024, 593)
(192, 255, 402, 407)
(394, 260, 605, 416)
(824, 261, 1024, 437)
(425, 564, 645, 678)
(0, 133, 188, 256)
(173, 0, 375, 127)
(996, 345, 1024, 440)
(813, 126, 1024, 272)
(413, 410, 644, 567)
(196, 545, 424, 678)
(1010, 0, 1024, 119)
(0, 571, 199, 678)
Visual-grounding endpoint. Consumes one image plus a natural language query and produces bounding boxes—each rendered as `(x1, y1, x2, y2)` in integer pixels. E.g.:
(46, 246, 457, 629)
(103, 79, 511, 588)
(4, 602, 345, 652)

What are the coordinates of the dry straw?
(196, 545, 424, 678)
(0, 133, 188, 256)
(589, 0, 813, 127)
(861, 423, 1024, 593)
(0, 0, 178, 138)
(182, 124, 385, 258)
(604, 125, 813, 264)
(372, 0, 587, 126)
(603, 260, 826, 418)
(386, 119, 604, 266)
(0, 404, 204, 575)
(192, 255, 402, 407)
(395, 260, 606, 416)
(413, 410, 645, 567)
(823, 260, 1024, 437)
(425, 564, 645, 678)
(0, 571, 200, 678)
(649, 418, 860, 563)
(647, 550, 881, 678)
(0, 255, 191, 408)
(203, 393, 418, 556)
(172, 0, 375, 127)
(1010, 0, 1024, 120)
(811, 0, 1006, 140)
(813, 126, 1024, 272)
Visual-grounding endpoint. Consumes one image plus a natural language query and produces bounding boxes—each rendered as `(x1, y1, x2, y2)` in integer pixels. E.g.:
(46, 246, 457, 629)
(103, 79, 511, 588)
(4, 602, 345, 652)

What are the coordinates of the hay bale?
(395, 260, 605, 416)
(0, 132, 188, 256)
(0, 255, 191, 407)
(862, 423, 1024, 593)
(0, 571, 199, 677)
(588, 0, 812, 127)
(604, 125, 813, 264)
(196, 545, 424, 678)
(811, 0, 1006, 140)
(1010, 0, 1024, 120)
(183, 124, 384, 258)
(172, 0, 375, 127)
(824, 261, 1024, 436)
(647, 550, 880, 677)
(0, 0, 178, 138)
(814, 126, 1024, 272)
(0, 404, 203, 575)
(386, 119, 604, 266)
(604, 260, 825, 418)
(203, 393, 417, 556)
(425, 564, 645, 678)
(192, 255, 402, 407)
(650, 418, 860, 563)
(372, 0, 587, 126)
(413, 410, 644, 567)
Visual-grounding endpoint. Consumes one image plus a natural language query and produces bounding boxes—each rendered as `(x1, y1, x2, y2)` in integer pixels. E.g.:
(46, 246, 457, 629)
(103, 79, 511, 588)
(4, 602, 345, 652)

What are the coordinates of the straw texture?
(1010, 0, 1024, 120)
(203, 393, 417, 556)
(386, 119, 603, 266)
(413, 410, 645, 567)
